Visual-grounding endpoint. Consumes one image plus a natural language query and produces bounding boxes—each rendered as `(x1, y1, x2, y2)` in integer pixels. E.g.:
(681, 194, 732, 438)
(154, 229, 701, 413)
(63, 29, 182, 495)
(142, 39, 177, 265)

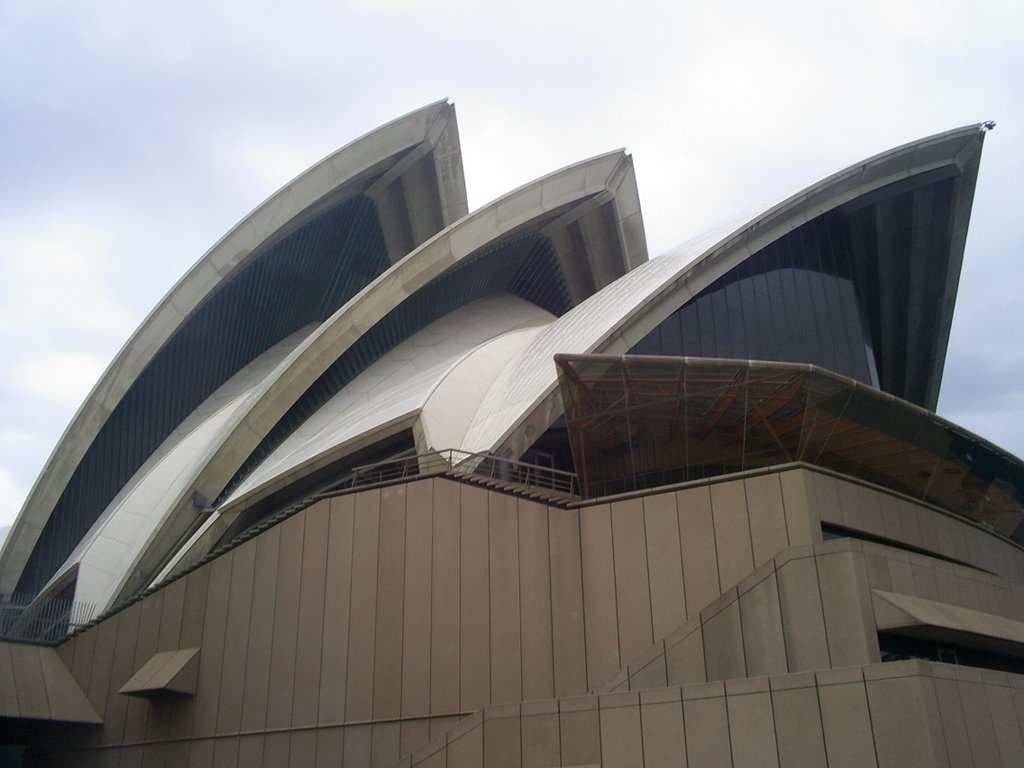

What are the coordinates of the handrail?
(0, 592, 96, 645)
(349, 449, 579, 497)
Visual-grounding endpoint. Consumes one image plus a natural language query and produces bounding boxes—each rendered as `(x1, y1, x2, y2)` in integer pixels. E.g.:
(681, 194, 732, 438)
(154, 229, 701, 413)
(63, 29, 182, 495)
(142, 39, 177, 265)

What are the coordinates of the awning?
(0, 640, 101, 723)
(872, 589, 1024, 654)
(119, 647, 200, 698)
(555, 355, 1024, 541)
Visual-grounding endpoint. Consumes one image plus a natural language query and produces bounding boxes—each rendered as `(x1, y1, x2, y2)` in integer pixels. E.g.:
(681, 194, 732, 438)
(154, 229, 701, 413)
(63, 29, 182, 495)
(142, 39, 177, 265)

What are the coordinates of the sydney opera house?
(1, 101, 1023, 766)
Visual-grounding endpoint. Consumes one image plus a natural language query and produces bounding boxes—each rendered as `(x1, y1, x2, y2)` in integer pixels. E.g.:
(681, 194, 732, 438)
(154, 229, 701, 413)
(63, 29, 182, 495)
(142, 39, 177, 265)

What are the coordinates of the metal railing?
(349, 449, 579, 498)
(0, 592, 96, 644)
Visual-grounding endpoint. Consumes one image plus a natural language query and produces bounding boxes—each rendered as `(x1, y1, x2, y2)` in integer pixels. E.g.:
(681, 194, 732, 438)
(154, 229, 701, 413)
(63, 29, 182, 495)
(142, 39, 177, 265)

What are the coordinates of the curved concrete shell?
(112, 148, 645, 603)
(0, 101, 468, 598)
(6, 108, 1024, 768)
(460, 123, 987, 462)
(0, 109, 999, 619)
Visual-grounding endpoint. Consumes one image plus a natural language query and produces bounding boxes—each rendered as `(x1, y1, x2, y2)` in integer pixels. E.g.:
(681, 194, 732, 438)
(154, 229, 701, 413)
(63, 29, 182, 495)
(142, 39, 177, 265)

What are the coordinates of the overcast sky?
(1, 0, 1022, 531)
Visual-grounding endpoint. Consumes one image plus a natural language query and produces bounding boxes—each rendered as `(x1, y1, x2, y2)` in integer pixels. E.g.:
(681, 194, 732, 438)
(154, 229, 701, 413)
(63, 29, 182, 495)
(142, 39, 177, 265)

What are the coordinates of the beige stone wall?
(405, 661, 1024, 768)
(808, 469, 1024, 581)
(610, 537, 1024, 695)
(37, 468, 1024, 765)
(573, 469, 820, 688)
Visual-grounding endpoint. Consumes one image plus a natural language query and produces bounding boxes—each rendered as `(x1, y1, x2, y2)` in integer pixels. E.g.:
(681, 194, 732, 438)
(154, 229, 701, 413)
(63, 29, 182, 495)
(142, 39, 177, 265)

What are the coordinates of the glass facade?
(631, 212, 878, 387)
(556, 356, 1024, 542)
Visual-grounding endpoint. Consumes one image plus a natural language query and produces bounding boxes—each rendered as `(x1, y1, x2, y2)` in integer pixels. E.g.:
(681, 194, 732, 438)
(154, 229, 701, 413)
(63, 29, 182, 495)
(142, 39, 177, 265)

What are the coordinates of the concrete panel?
(400, 718, 430, 758)
(216, 539, 257, 734)
(931, 675, 974, 766)
(1013, 687, 1024, 753)
(447, 721, 483, 768)
(158, 564, 210, 739)
(776, 556, 830, 671)
(887, 557, 915, 594)
(8, 642, 48, 720)
(559, 701, 601, 766)
(211, 737, 239, 768)
(778, 469, 819, 547)
(518, 499, 554, 701)
(192, 554, 233, 737)
(86, 611, 118, 713)
(549, 508, 587, 696)
(141, 741, 168, 768)
(950, 517, 974, 566)
(0, 644, 18, 718)
(581, 504, 620, 689)
(258, 732, 291, 766)
(835, 478, 865, 532)
(666, 626, 706, 685)
(987, 683, 1024, 766)
(70, 622, 98, 703)
(315, 728, 344, 768)
(179, 563, 209, 650)
(240, 523, 281, 731)
(817, 551, 877, 667)
(683, 693, 732, 767)
(876, 490, 903, 542)
(156, 576, 186, 651)
(728, 691, 779, 768)
(346, 489, 380, 721)
(630, 652, 667, 690)
(910, 561, 939, 601)
(238, 735, 264, 768)
(319, 495, 354, 725)
(677, 486, 721, 617)
(746, 474, 789, 567)
(105, 603, 141, 743)
(772, 685, 827, 768)
(521, 710, 560, 768)
(415, 748, 447, 768)
(864, 485, 897, 539)
(120, 745, 143, 768)
(483, 711, 521, 768)
(739, 573, 787, 676)
(342, 723, 372, 766)
(128, 583, 163, 741)
(599, 698, 643, 767)
(402, 480, 433, 717)
(641, 697, 686, 767)
(818, 680, 878, 768)
(460, 484, 490, 711)
(909, 508, 944, 565)
(489, 491, 522, 705)
(904, 500, 930, 552)
(373, 486, 407, 720)
(866, 676, 945, 767)
(430, 480, 461, 715)
(293, 503, 330, 727)
(810, 472, 841, 525)
(703, 600, 745, 682)
(611, 498, 653, 664)
(266, 514, 305, 730)
(189, 738, 215, 767)
(863, 551, 894, 592)
(644, 491, 686, 639)
(370, 721, 400, 768)
(711, 480, 755, 590)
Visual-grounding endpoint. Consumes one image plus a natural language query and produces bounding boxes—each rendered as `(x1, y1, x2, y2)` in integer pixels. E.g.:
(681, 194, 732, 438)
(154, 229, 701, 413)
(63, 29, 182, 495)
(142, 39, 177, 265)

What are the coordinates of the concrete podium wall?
(38, 467, 1024, 766)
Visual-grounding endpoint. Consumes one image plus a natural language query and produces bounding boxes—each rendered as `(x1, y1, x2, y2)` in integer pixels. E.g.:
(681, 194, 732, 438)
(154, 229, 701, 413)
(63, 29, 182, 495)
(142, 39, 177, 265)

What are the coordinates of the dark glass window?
(879, 632, 1024, 675)
(630, 211, 878, 386)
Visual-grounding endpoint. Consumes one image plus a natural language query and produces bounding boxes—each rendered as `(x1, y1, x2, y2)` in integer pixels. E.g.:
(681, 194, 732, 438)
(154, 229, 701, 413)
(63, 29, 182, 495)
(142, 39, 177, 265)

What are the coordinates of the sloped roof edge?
(0, 101, 463, 596)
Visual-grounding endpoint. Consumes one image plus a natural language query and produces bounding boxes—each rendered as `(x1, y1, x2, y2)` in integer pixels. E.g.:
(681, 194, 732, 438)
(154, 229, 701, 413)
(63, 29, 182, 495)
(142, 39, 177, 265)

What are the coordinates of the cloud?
(0, 468, 27, 534)
(0, 0, 1021, 536)
(11, 353, 109, 408)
